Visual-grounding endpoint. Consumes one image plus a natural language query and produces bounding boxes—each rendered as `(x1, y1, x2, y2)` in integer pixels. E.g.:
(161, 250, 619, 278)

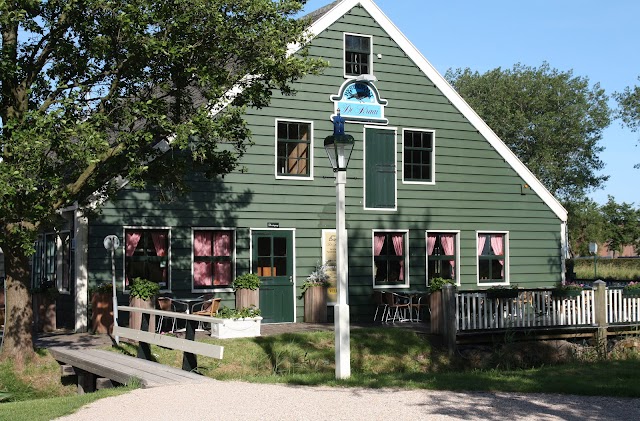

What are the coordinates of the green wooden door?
(252, 230, 294, 323)
(365, 128, 396, 209)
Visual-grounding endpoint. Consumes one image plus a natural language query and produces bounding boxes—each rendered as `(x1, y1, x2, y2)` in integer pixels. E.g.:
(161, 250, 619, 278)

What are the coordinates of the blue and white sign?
(330, 79, 388, 124)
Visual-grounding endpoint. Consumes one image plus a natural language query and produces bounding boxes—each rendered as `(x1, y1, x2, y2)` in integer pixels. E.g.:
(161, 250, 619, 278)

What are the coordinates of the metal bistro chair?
(191, 296, 221, 331)
(409, 293, 429, 322)
(384, 292, 411, 323)
(156, 296, 188, 333)
(373, 290, 388, 322)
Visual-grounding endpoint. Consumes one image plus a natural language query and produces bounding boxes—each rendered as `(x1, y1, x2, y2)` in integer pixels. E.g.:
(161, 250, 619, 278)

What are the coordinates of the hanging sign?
(330, 79, 388, 124)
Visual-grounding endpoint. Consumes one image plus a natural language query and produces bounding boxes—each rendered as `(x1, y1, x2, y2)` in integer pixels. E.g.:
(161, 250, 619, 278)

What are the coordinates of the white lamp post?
(324, 110, 354, 379)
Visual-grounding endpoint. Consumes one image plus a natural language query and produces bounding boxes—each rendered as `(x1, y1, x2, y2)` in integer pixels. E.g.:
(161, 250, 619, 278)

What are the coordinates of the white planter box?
(210, 316, 262, 339)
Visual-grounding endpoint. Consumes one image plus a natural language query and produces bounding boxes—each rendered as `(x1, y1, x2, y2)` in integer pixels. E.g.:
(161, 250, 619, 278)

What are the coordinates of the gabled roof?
(296, 0, 567, 222)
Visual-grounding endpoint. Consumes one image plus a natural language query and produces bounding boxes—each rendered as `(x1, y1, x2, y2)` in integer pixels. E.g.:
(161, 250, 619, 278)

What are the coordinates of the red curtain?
(125, 231, 142, 285)
(194, 231, 212, 287)
(490, 234, 505, 277)
(441, 234, 455, 277)
(213, 232, 231, 286)
(391, 234, 404, 281)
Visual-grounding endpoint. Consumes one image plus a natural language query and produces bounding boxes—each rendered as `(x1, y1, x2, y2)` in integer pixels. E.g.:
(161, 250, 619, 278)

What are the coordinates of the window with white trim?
(193, 229, 234, 290)
(276, 120, 312, 178)
(427, 232, 458, 284)
(125, 228, 170, 289)
(477, 232, 508, 284)
(403, 129, 434, 183)
(344, 33, 372, 76)
(373, 231, 408, 287)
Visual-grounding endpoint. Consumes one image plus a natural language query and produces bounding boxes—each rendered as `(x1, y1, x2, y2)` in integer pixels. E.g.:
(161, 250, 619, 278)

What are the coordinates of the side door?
(251, 230, 294, 323)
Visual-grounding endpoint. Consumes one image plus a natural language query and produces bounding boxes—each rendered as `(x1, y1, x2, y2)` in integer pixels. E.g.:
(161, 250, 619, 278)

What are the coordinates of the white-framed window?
(426, 231, 460, 286)
(344, 33, 372, 77)
(372, 230, 409, 288)
(275, 119, 313, 179)
(477, 231, 509, 285)
(192, 228, 235, 292)
(123, 227, 171, 291)
(403, 129, 435, 184)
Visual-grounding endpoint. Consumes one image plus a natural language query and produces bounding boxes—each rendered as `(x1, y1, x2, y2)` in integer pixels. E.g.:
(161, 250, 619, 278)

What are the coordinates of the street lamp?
(324, 110, 354, 379)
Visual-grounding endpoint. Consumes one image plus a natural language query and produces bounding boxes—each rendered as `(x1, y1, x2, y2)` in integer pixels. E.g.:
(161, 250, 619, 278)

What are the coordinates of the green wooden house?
(34, 0, 567, 331)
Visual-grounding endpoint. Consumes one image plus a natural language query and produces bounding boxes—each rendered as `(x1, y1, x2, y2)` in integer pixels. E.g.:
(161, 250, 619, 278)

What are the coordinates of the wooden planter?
(430, 290, 443, 334)
(129, 296, 156, 332)
(622, 289, 640, 298)
(235, 288, 259, 309)
(91, 293, 114, 334)
(552, 289, 582, 299)
(33, 293, 57, 332)
(210, 317, 262, 339)
(304, 287, 327, 323)
(486, 289, 519, 299)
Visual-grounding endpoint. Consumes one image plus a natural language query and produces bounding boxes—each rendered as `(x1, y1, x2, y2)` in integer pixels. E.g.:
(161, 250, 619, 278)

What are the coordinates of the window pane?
(404, 131, 433, 182)
(277, 121, 311, 176)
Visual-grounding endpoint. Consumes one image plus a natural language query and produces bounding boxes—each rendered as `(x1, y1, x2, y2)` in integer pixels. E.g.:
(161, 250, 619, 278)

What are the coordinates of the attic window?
(344, 34, 371, 76)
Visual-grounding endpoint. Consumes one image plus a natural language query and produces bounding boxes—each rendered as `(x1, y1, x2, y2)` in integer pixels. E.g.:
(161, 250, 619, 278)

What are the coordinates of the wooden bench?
(114, 305, 224, 372)
(48, 347, 215, 392)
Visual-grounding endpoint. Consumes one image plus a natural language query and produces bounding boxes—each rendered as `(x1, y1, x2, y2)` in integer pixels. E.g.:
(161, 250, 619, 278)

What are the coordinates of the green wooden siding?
(86, 5, 564, 322)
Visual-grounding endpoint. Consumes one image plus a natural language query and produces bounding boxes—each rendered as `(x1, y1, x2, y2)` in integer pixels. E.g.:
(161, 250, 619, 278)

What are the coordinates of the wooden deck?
(48, 346, 215, 389)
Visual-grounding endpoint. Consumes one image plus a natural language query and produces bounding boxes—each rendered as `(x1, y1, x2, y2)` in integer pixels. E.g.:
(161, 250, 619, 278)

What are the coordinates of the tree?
(564, 199, 606, 257)
(614, 76, 640, 168)
(446, 62, 611, 202)
(601, 196, 640, 258)
(0, 0, 323, 362)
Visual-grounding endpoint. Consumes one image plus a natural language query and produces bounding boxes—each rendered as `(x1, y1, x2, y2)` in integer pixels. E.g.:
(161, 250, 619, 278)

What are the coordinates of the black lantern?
(324, 110, 355, 172)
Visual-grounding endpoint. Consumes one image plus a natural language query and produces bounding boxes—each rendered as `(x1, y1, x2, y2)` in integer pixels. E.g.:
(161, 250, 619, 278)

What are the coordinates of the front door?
(251, 230, 294, 323)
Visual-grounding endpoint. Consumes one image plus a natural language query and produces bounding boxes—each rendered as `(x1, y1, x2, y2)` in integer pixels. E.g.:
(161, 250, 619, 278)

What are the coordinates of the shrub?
(217, 305, 261, 319)
(301, 262, 330, 295)
(129, 278, 160, 300)
(232, 273, 261, 290)
(429, 277, 456, 293)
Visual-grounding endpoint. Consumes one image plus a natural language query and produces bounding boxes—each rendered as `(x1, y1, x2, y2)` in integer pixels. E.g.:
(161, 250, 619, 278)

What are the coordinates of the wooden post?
(183, 320, 198, 372)
(76, 368, 95, 394)
(137, 312, 152, 361)
(593, 280, 608, 358)
(442, 284, 457, 356)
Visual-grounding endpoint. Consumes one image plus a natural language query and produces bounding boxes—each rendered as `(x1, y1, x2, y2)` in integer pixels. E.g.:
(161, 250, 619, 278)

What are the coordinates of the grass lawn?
(2, 327, 639, 420)
(111, 327, 640, 397)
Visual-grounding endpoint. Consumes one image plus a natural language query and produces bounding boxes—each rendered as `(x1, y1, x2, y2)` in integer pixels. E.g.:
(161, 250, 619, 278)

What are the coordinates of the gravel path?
(57, 380, 640, 420)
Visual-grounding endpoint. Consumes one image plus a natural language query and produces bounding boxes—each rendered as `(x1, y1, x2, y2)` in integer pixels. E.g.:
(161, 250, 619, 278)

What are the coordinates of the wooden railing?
(456, 286, 640, 331)
(456, 289, 595, 331)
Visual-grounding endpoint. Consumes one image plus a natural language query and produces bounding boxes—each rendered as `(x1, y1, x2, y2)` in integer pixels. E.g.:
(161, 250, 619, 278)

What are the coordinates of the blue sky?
(301, 0, 640, 205)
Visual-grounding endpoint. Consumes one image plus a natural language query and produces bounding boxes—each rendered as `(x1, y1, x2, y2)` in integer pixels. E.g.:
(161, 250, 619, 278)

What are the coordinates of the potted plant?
(622, 282, 640, 298)
(210, 305, 262, 339)
(32, 279, 59, 332)
(128, 277, 160, 331)
(551, 282, 583, 299)
(90, 282, 114, 334)
(428, 277, 456, 334)
(486, 285, 520, 299)
(302, 262, 330, 323)
(233, 273, 261, 309)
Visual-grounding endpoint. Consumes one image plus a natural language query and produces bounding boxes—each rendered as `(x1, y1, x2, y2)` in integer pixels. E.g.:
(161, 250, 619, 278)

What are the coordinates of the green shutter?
(365, 128, 396, 208)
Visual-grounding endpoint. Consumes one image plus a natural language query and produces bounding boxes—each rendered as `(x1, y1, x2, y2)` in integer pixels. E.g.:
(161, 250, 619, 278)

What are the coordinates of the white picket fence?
(606, 289, 640, 324)
(456, 290, 595, 331)
(456, 288, 640, 331)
